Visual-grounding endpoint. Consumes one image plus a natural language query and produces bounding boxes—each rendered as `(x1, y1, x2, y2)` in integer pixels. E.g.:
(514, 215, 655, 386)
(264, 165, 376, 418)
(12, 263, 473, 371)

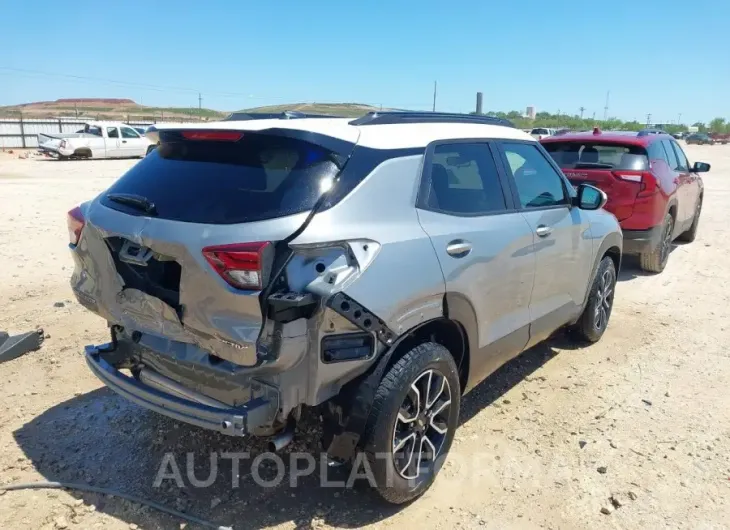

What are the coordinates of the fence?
(0, 115, 207, 149)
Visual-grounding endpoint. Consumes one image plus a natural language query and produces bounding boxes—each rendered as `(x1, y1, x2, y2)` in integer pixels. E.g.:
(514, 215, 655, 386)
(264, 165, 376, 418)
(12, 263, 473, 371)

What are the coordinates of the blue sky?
(1, 0, 727, 123)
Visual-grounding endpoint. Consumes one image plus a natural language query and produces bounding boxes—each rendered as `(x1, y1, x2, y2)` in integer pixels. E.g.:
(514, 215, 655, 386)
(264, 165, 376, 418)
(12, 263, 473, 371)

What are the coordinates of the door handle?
(446, 240, 472, 258)
(535, 225, 552, 237)
(122, 140, 127, 143)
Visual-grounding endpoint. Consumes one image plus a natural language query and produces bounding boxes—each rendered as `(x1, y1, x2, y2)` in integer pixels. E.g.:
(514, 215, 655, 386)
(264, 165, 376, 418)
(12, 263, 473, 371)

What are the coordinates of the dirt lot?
(1, 145, 729, 530)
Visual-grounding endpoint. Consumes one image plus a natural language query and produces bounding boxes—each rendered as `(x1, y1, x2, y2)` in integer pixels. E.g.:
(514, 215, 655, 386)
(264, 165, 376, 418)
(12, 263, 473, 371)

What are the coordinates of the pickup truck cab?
(38, 121, 152, 159)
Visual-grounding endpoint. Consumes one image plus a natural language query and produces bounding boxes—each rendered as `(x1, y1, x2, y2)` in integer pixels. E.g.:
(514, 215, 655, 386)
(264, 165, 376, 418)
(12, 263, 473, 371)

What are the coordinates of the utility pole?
(198, 92, 202, 111)
(646, 113, 652, 127)
(592, 111, 596, 121)
(603, 90, 610, 121)
(579, 106, 585, 119)
(678, 112, 682, 125)
(432, 81, 437, 112)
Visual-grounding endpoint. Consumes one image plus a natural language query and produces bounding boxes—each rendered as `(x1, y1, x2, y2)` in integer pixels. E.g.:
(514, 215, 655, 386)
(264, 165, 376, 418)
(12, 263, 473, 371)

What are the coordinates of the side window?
(661, 139, 679, 170)
(671, 141, 689, 171)
(106, 127, 119, 139)
(501, 142, 567, 209)
(647, 141, 669, 164)
(121, 127, 141, 139)
(422, 143, 507, 215)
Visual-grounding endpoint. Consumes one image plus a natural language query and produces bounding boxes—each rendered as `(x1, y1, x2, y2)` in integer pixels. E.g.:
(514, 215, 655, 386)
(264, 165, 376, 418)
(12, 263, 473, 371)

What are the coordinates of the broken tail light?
(202, 241, 272, 290)
(67, 206, 85, 246)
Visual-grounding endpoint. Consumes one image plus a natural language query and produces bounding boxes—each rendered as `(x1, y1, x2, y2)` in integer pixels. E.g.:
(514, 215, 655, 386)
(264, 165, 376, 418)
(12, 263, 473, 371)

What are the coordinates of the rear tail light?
(613, 171, 658, 198)
(67, 206, 85, 246)
(202, 242, 272, 290)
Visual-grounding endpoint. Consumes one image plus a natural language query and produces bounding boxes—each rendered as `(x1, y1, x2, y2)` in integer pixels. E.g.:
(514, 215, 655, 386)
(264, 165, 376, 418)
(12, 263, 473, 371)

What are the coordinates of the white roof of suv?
(150, 115, 534, 150)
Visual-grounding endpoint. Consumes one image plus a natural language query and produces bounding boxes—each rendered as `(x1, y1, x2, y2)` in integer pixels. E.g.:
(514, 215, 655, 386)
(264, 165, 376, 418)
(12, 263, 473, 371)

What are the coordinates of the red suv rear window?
(543, 142, 648, 171)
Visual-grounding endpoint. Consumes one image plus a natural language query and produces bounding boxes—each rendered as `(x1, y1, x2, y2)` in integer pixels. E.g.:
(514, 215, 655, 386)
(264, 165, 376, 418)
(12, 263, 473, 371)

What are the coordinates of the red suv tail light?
(614, 171, 658, 198)
(202, 241, 272, 290)
(67, 206, 85, 246)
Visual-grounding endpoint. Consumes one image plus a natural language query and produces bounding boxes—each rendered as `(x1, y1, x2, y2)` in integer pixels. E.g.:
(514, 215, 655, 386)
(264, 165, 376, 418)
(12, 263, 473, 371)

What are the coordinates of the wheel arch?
(579, 230, 622, 313)
(666, 198, 679, 223)
(73, 147, 92, 158)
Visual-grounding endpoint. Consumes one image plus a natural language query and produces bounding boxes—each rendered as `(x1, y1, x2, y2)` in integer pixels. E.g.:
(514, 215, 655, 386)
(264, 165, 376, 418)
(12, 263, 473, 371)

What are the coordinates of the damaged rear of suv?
(69, 112, 621, 504)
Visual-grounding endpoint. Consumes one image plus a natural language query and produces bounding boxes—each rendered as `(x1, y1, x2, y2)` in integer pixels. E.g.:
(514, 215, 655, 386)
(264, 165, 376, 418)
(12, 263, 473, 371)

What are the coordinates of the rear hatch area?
(71, 127, 352, 367)
(543, 140, 648, 221)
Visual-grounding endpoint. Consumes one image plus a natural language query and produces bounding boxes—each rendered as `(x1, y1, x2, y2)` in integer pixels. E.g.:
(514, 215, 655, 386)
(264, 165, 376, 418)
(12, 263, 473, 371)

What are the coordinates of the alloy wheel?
(391, 369, 452, 480)
(593, 267, 615, 331)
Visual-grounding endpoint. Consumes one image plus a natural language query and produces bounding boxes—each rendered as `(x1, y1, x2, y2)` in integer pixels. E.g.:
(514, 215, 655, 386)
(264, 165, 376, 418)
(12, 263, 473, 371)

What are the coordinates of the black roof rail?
(637, 128, 668, 136)
(223, 110, 343, 121)
(349, 111, 515, 128)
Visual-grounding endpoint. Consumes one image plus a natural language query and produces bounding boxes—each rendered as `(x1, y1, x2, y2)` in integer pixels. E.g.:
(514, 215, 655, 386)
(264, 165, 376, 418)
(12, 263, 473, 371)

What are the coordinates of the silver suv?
(67, 111, 622, 503)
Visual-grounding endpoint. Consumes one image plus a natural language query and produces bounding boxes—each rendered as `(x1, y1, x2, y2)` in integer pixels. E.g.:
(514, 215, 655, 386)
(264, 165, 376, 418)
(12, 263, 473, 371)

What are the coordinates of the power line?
(0, 66, 200, 94)
(0, 65, 442, 111)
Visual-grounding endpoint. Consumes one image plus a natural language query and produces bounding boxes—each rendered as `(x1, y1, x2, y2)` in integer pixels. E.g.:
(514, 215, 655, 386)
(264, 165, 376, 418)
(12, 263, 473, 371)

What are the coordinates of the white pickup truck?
(38, 121, 153, 159)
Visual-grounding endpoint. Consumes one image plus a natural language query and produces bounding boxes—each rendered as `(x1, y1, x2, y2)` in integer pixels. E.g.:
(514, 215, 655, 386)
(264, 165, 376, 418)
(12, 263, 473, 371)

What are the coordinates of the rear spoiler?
(144, 125, 357, 160)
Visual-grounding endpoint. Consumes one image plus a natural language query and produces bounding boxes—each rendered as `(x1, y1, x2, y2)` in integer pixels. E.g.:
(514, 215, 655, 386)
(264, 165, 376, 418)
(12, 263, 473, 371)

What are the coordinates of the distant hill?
(0, 99, 386, 121)
(237, 102, 385, 118)
(0, 98, 226, 121)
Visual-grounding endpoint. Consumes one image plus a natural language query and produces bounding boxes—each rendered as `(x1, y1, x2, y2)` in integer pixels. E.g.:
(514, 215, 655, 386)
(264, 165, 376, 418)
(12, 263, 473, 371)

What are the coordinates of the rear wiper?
(572, 162, 614, 169)
(106, 193, 157, 215)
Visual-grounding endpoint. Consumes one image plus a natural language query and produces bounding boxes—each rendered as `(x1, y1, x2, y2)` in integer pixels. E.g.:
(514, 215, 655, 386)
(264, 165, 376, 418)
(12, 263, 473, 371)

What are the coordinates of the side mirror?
(692, 161, 710, 173)
(574, 184, 607, 211)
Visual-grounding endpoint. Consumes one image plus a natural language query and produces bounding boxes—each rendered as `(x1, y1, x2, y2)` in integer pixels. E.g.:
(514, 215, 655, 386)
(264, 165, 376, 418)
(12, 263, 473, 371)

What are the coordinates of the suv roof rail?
(223, 110, 343, 121)
(349, 111, 515, 128)
(637, 128, 668, 137)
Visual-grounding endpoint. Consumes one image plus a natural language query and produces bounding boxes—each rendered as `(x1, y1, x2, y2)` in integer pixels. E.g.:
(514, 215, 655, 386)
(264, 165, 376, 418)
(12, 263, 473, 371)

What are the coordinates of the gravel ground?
(0, 145, 729, 530)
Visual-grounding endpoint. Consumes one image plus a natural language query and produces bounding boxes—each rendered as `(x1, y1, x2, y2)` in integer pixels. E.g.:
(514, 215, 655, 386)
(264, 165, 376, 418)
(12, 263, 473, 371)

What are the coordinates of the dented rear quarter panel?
(292, 154, 447, 333)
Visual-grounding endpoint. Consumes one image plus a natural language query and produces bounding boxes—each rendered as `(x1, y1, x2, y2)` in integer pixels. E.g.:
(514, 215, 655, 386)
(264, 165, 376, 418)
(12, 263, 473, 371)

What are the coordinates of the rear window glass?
(531, 128, 549, 135)
(543, 142, 648, 171)
(101, 132, 342, 224)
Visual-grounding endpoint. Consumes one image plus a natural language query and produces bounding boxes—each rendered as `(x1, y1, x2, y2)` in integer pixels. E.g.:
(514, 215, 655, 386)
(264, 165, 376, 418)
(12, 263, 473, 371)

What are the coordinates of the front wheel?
(362, 342, 460, 504)
(571, 256, 617, 343)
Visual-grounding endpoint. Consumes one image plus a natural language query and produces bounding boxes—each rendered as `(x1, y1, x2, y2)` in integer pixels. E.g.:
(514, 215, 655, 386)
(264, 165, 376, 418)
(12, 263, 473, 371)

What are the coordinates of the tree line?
(473, 110, 730, 135)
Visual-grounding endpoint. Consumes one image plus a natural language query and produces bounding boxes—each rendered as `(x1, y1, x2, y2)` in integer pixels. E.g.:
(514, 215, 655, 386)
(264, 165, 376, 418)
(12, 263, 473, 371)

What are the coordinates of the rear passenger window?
(671, 141, 689, 171)
(501, 142, 568, 209)
(422, 143, 507, 215)
(107, 127, 119, 139)
(121, 127, 140, 139)
(647, 141, 669, 164)
(661, 140, 679, 170)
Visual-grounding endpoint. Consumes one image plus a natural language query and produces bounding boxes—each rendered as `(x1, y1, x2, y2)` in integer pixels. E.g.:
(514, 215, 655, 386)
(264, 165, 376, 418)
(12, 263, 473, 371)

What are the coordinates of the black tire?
(361, 342, 460, 504)
(640, 213, 674, 273)
(677, 196, 702, 243)
(571, 256, 617, 343)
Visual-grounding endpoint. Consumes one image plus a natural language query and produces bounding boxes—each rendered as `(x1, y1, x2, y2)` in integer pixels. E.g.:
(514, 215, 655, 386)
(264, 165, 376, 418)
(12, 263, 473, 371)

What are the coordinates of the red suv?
(541, 128, 708, 272)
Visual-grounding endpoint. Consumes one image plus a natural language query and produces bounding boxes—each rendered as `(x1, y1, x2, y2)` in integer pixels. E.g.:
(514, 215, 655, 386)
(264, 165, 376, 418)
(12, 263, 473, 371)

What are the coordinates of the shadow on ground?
(617, 246, 680, 282)
(13, 336, 572, 529)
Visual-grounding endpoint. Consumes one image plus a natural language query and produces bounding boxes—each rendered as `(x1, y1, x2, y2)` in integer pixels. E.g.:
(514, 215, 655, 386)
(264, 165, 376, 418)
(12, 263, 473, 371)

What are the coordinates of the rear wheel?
(362, 342, 460, 504)
(640, 213, 673, 273)
(677, 196, 702, 243)
(571, 256, 616, 343)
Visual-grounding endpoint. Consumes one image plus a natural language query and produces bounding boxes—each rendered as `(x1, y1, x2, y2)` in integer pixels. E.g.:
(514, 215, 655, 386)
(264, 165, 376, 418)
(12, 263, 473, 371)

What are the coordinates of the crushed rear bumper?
(85, 343, 278, 436)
